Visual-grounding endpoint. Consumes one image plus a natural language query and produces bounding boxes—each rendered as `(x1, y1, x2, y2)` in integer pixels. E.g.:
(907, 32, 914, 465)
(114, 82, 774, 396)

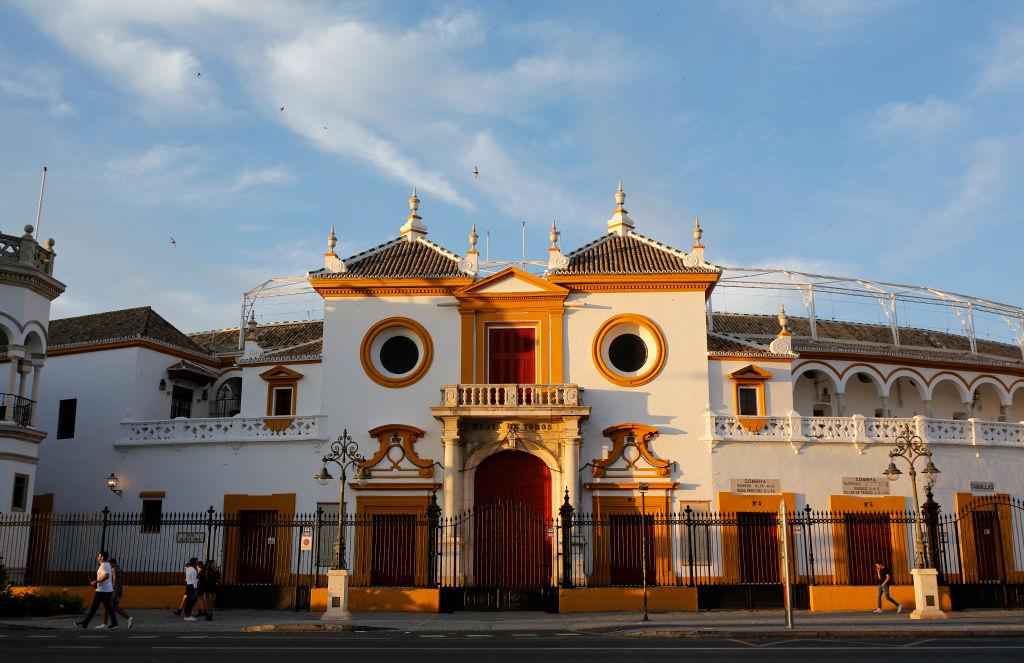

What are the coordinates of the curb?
(242, 624, 396, 633)
(615, 629, 1024, 639)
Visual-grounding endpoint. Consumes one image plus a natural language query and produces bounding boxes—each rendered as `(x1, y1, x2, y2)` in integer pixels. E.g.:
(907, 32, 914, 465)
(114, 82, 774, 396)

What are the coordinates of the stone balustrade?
(439, 384, 581, 408)
(705, 412, 1024, 453)
(0, 228, 56, 276)
(117, 414, 326, 449)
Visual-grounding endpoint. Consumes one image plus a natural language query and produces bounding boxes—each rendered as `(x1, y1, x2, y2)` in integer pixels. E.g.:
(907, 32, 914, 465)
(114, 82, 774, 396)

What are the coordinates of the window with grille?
(170, 386, 193, 419)
(141, 499, 163, 533)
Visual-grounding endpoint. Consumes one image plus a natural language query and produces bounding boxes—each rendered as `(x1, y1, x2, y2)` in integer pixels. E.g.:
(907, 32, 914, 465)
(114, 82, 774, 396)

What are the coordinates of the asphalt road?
(3, 632, 1024, 662)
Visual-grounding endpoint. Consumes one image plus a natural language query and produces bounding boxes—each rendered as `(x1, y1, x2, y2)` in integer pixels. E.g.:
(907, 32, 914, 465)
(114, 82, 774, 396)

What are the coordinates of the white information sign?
(730, 478, 781, 494)
(842, 477, 891, 496)
(970, 481, 995, 494)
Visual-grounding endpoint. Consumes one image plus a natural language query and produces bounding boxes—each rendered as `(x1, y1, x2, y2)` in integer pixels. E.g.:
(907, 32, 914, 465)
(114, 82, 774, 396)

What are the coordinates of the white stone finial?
(409, 187, 419, 214)
(549, 219, 559, 247)
(247, 311, 257, 334)
(778, 304, 788, 333)
(327, 225, 337, 252)
(607, 182, 634, 235)
(693, 217, 703, 244)
(469, 223, 478, 250)
(400, 187, 427, 241)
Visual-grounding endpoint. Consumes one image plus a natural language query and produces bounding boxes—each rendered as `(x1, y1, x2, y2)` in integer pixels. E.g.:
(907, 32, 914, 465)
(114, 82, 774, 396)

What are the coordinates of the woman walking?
(201, 559, 220, 620)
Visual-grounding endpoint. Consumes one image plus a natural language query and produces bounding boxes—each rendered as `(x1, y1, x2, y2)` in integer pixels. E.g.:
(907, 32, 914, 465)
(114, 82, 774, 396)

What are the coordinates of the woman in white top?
(183, 557, 200, 621)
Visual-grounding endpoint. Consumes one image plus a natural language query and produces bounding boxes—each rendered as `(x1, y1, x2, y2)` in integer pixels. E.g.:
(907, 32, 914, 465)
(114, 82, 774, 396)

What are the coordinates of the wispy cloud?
(866, 96, 966, 139)
(226, 166, 293, 194)
(0, 64, 73, 116)
(976, 24, 1024, 91)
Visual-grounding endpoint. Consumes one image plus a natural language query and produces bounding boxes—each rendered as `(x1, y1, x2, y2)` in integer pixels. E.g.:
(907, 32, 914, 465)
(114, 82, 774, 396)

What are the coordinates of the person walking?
(201, 559, 220, 621)
(182, 557, 200, 622)
(74, 551, 119, 630)
(101, 558, 134, 629)
(873, 561, 902, 613)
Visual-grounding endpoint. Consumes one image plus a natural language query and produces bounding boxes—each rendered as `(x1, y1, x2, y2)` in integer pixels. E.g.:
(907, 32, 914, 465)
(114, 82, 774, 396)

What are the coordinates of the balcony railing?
(0, 393, 33, 427)
(209, 398, 241, 418)
(705, 412, 1024, 451)
(438, 384, 583, 408)
(117, 414, 325, 448)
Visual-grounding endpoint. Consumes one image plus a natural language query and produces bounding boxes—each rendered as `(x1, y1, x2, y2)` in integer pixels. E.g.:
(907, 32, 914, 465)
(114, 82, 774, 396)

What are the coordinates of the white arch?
(838, 366, 886, 398)
(792, 362, 842, 389)
(462, 445, 562, 514)
(884, 370, 928, 400)
(927, 374, 970, 404)
(969, 377, 1010, 408)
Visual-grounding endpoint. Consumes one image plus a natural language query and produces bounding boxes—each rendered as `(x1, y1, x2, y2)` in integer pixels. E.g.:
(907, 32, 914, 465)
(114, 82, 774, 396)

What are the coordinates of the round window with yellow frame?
(360, 317, 434, 388)
(592, 313, 666, 387)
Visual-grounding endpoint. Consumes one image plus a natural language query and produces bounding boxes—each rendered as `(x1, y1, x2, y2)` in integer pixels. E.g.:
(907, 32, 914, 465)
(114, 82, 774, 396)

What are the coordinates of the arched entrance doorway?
(470, 451, 553, 604)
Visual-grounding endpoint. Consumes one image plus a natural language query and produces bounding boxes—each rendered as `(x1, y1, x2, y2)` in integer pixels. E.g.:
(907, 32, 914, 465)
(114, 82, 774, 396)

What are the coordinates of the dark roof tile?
(50, 307, 208, 354)
(552, 232, 718, 275)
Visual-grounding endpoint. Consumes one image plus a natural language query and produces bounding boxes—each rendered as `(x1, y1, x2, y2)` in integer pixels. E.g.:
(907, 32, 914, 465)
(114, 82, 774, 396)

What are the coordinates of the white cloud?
(867, 97, 966, 139)
(226, 166, 293, 193)
(976, 25, 1024, 91)
(0, 65, 73, 116)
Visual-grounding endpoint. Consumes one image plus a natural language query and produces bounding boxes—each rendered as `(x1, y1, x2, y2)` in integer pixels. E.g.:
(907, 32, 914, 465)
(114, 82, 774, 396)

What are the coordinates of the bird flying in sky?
(170, 237, 177, 247)
(473, 166, 479, 179)
(279, 106, 285, 111)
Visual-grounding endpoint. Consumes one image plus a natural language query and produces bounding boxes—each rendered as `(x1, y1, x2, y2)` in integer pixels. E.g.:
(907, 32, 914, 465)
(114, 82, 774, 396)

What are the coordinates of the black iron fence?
(1, 496, 1020, 602)
(0, 392, 33, 426)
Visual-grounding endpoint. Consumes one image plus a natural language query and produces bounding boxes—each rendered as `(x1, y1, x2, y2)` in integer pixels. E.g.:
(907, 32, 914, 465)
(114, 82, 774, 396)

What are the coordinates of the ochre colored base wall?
(559, 587, 698, 613)
(10, 586, 185, 609)
(309, 588, 439, 612)
(808, 585, 952, 612)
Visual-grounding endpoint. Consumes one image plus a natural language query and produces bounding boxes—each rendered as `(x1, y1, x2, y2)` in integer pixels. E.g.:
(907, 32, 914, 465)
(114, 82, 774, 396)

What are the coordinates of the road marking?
(556, 633, 580, 636)
(513, 634, 538, 637)
(28, 635, 57, 638)
(49, 646, 102, 649)
(129, 635, 159, 639)
(148, 645, 1024, 652)
(178, 635, 209, 639)
(420, 634, 446, 638)
(466, 634, 493, 638)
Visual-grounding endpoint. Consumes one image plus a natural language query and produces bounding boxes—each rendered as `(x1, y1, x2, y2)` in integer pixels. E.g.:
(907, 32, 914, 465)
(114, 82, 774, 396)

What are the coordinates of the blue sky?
(1, 1, 1023, 335)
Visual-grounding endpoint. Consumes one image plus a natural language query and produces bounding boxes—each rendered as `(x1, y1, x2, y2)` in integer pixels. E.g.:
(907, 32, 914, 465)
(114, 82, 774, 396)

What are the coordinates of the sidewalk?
(2, 608, 1023, 638)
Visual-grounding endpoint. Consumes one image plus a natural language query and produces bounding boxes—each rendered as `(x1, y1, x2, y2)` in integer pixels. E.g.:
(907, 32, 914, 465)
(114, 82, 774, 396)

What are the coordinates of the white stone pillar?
(4, 347, 23, 421)
(910, 568, 947, 619)
(440, 417, 461, 516)
(28, 362, 42, 426)
(561, 416, 582, 509)
(835, 391, 845, 417)
(17, 362, 28, 400)
(880, 396, 889, 418)
(963, 401, 974, 419)
(922, 399, 932, 418)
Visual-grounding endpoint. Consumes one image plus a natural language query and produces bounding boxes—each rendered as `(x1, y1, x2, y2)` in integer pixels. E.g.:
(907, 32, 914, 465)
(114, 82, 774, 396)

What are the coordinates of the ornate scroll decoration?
(361, 424, 436, 478)
(592, 423, 670, 478)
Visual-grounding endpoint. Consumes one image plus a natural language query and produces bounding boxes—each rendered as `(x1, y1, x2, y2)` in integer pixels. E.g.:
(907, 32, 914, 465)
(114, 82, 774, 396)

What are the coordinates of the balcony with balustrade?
(704, 411, 1024, 454)
(116, 414, 326, 450)
(431, 383, 591, 420)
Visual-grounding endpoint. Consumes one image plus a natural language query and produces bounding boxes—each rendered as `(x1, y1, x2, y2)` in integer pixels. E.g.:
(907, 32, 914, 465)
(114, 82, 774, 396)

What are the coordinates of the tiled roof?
(711, 312, 1024, 366)
(550, 232, 719, 275)
(706, 332, 772, 354)
(188, 320, 324, 356)
(262, 339, 323, 359)
(49, 307, 208, 355)
(312, 237, 465, 279)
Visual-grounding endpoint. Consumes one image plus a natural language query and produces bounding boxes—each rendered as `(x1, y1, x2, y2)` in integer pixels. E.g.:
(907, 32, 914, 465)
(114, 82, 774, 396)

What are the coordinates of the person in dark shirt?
(873, 561, 902, 613)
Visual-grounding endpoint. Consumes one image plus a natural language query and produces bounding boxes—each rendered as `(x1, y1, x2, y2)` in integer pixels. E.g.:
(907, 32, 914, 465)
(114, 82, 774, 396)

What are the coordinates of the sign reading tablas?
(175, 532, 205, 544)
(970, 481, 995, 493)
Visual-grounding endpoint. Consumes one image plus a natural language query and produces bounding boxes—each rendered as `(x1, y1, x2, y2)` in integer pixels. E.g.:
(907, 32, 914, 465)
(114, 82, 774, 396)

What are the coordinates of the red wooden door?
(489, 328, 536, 384)
(238, 510, 277, 584)
(972, 511, 1001, 582)
(371, 514, 416, 586)
(609, 514, 655, 586)
(473, 451, 552, 587)
(738, 512, 779, 583)
(846, 514, 893, 584)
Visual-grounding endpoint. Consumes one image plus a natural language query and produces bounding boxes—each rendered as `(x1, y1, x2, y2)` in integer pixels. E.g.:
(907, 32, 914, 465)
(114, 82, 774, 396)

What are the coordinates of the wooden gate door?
(468, 450, 552, 609)
(371, 514, 416, 586)
(238, 510, 277, 584)
(972, 511, 1001, 582)
(846, 514, 893, 584)
(609, 514, 656, 586)
(489, 328, 536, 384)
(738, 512, 779, 583)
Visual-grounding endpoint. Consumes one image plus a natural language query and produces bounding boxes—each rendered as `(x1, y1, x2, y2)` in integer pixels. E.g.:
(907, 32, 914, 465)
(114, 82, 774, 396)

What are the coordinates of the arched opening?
(971, 382, 1007, 421)
(887, 375, 927, 417)
(212, 377, 242, 417)
(842, 369, 884, 417)
(931, 378, 968, 420)
(472, 451, 552, 588)
(793, 369, 839, 417)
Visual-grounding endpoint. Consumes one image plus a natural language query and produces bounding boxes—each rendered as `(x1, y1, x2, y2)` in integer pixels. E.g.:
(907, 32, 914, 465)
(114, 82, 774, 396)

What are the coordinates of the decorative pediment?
(727, 365, 773, 381)
(454, 267, 568, 301)
(592, 423, 671, 479)
(259, 365, 304, 382)
(361, 424, 436, 478)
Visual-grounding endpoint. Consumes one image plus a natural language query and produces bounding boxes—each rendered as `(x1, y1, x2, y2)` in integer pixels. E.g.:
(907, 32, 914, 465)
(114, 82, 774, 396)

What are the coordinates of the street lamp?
(638, 481, 650, 622)
(316, 429, 370, 570)
(883, 427, 940, 569)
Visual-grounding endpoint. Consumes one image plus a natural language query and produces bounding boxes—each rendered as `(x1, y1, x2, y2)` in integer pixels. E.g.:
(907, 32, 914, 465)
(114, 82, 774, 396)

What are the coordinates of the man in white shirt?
(74, 551, 119, 630)
(183, 557, 200, 622)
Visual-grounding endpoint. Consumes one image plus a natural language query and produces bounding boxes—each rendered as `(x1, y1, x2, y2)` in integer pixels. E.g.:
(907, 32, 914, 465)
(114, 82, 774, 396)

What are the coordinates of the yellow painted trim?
(808, 585, 950, 612)
(309, 277, 472, 298)
(953, 492, 1022, 584)
(260, 365, 303, 416)
(592, 314, 667, 387)
(459, 309, 474, 383)
(352, 495, 432, 587)
(359, 317, 434, 388)
(592, 423, 670, 478)
(46, 339, 220, 367)
(363, 424, 435, 478)
(827, 495, 909, 585)
(584, 482, 679, 490)
(310, 587, 440, 612)
(715, 492, 796, 584)
(221, 493, 296, 585)
(590, 495, 675, 586)
(559, 587, 697, 613)
(548, 272, 720, 297)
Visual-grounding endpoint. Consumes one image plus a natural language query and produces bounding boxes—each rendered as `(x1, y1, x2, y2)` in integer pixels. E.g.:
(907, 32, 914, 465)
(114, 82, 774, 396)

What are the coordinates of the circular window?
(380, 336, 419, 374)
(592, 314, 666, 387)
(608, 333, 647, 372)
(360, 318, 433, 388)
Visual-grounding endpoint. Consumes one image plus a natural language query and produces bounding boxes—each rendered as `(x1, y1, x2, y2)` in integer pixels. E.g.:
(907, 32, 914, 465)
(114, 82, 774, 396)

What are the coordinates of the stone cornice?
(0, 424, 47, 444)
(0, 263, 66, 301)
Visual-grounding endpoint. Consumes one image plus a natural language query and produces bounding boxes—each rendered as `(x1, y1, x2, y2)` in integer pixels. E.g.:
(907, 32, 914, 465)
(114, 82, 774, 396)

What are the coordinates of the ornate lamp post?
(882, 425, 946, 619)
(315, 429, 369, 619)
(882, 427, 939, 568)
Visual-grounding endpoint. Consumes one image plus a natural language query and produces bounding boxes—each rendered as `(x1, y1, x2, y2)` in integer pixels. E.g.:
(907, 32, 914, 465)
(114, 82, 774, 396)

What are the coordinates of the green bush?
(0, 587, 85, 618)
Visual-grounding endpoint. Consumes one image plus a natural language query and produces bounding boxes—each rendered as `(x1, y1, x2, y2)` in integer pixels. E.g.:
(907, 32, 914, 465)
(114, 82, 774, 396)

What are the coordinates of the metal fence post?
(205, 506, 214, 563)
(559, 488, 574, 589)
(313, 505, 323, 588)
(921, 488, 943, 582)
(684, 505, 695, 587)
(100, 506, 110, 552)
(803, 504, 815, 584)
(426, 490, 441, 589)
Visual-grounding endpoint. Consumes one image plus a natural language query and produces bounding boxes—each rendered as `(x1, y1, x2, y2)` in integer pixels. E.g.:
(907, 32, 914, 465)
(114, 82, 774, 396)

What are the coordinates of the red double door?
(473, 451, 552, 587)
(489, 328, 536, 383)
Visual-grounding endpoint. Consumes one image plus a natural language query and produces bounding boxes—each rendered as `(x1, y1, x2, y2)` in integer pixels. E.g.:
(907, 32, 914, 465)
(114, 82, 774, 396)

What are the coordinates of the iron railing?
(0, 393, 33, 426)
